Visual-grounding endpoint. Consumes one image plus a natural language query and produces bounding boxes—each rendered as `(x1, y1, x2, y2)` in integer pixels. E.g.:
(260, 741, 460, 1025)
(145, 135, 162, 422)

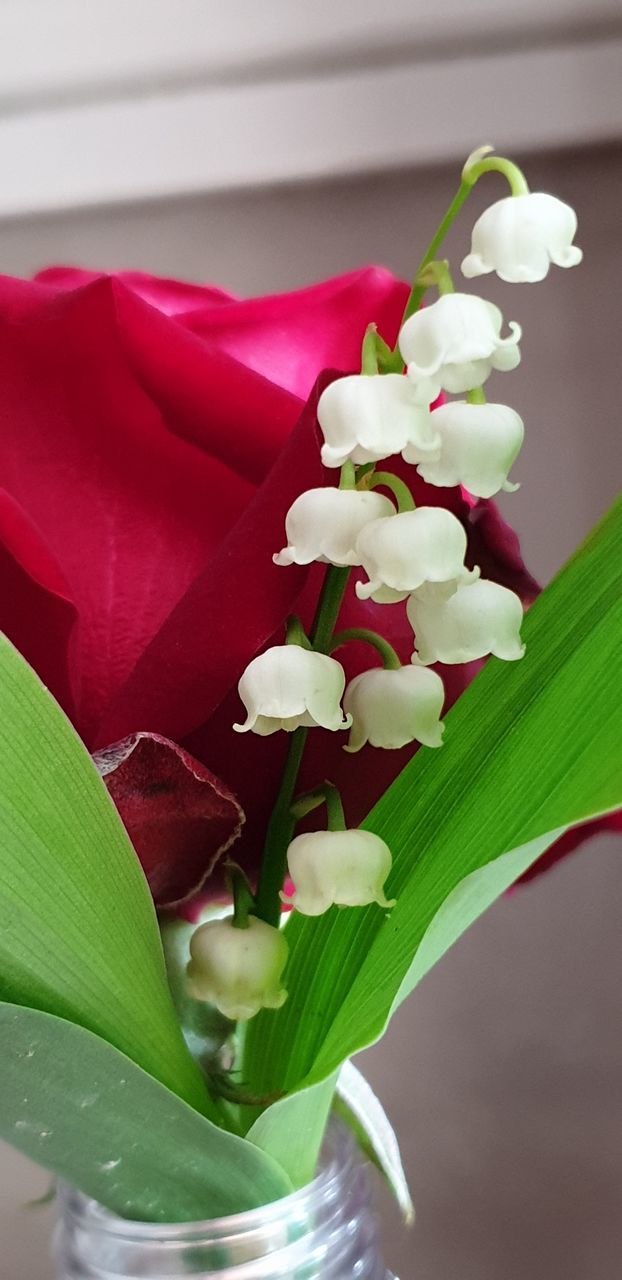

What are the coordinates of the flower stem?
(330, 627, 401, 669)
(395, 149, 529, 337)
(254, 726, 309, 926)
(367, 471, 415, 513)
(254, 565, 351, 925)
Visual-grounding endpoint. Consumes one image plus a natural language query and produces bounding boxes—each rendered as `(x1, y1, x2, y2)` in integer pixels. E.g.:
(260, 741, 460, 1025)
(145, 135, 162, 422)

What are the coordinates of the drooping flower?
(273, 488, 394, 567)
(344, 664, 445, 751)
(355, 507, 478, 603)
(461, 193, 583, 283)
(408, 578, 525, 664)
(186, 915, 288, 1021)
(398, 294, 522, 398)
(233, 645, 351, 736)
(282, 829, 396, 915)
(317, 373, 441, 468)
(408, 401, 524, 498)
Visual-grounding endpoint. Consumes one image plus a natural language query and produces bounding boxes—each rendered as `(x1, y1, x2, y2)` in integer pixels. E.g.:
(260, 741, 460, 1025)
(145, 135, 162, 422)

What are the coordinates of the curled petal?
(399, 294, 522, 396)
(233, 645, 351, 735)
(355, 507, 475, 602)
(317, 373, 440, 468)
(283, 829, 395, 916)
(187, 916, 288, 1021)
(274, 488, 394, 567)
(94, 732, 244, 907)
(461, 193, 583, 284)
(408, 577, 525, 665)
(413, 401, 524, 498)
(344, 665, 445, 751)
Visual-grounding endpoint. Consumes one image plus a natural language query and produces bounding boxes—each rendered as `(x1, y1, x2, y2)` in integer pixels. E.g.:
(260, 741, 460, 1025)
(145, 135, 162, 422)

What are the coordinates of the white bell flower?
(273, 488, 394, 568)
(186, 915, 288, 1022)
(398, 294, 522, 397)
(461, 193, 583, 283)
(408, 578, 525, 664)
(282, 829, 396, 916)
(408, 401, 524, 498)
(234, 645, 351, 736)
(317, 373, 441, 468)
(355, 506, 478, 604)
(344, 664, 445, 751)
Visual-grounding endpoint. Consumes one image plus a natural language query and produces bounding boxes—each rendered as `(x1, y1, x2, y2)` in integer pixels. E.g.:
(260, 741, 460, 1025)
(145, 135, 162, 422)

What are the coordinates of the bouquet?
(0, 146, 620, 1252)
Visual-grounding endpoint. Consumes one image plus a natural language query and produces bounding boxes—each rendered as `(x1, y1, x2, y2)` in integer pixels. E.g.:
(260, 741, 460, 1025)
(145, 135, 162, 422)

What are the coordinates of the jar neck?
(53, 1124, 390, 1279)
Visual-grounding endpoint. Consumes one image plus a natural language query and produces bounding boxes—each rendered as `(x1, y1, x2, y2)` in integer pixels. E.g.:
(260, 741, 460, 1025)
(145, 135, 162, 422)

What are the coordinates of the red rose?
(0, 265, 541, 906)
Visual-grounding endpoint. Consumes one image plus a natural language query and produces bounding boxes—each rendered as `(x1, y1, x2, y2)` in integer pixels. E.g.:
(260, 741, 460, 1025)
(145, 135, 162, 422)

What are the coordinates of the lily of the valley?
(408, 577, 525, 664)
(355, 506, 478, 604)
(282, 829, 396, 915)
(273, 487, 394, 567)
(186, 915, 288, 1021)
(399, 293, 522, 397)
(317, 373, 441, 468)
(234, 645, 351, 735)
(344, 664, 445, 751)
(410, 401, 524, 498)
(462, 193, 583, 283)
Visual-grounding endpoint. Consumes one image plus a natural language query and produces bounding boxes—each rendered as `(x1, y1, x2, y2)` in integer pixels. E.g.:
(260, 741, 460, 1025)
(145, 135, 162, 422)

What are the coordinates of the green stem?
(368, 471, 415, 513)
(285, 615, 311, 648)
(254, 565, 351, 925)
(466, 386, 487, 405)
(254, 727, 308, 926)
(395, 150, 529, 336)
(310, 564, 351, 654)
(291, 782, 346, 831)
(330, 627, 401, 670)
(415, 259, 454, 295)
(226, 864, 255, 929)
(361, 324, 380, 375)
(339, 461, 357, 491)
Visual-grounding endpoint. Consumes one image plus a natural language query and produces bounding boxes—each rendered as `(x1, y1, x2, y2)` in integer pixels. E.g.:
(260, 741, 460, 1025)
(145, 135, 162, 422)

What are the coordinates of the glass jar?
(52, 1125, 396, 1279)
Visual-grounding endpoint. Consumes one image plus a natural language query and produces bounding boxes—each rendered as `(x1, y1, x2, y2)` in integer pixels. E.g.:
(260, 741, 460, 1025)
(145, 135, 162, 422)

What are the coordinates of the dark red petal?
(0, 274, 261, 743)
(97, 377, 330, 748)
(0, 489, 78, 717)
(93, 732, 244, 908)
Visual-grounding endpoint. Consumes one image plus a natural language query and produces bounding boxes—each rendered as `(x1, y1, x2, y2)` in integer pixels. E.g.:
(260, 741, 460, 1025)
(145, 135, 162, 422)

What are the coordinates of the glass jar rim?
(59, 1122, 353, 1243)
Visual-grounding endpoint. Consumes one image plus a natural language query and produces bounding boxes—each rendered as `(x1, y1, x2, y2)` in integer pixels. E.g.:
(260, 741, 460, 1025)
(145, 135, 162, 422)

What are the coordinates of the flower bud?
(317, 373, 441, 468)
(282, 829, 396, 916)
(461, 193, 582, 283)
(408, 577, 525, 664)
(186, 916, 288, 1022)
(273, 487, 394, 568)
(233, 645, 351, 735)
(408, 401, 524, 498)
(398, 294, 522, 398)
(355, 507, 478, 604)
(344, 664, 445, 751)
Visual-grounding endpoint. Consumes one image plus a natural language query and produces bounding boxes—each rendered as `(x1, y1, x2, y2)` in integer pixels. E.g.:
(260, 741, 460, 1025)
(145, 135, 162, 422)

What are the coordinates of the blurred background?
(0, 2, 621, 1277)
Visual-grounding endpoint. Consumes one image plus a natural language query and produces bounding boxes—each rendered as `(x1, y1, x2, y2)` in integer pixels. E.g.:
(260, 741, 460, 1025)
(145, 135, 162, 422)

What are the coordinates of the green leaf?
(246, 1072, 338, 1186)
(0, 635, 211, 1116)
(246, 494, 622, 1098)
(335, 1061, 414, 1222)
(0, 1003, 292, 1221)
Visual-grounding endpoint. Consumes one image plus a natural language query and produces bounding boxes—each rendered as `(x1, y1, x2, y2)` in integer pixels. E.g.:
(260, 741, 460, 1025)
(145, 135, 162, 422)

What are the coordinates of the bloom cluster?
(186, 154, 582, 1020)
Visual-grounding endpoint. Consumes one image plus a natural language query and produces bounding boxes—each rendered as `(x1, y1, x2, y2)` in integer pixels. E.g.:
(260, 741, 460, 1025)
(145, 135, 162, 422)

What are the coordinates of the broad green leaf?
(0, 1003, 292, 1221)
(335, 1061, 414, 1223)
(246, 1072, 338, 1186)
(0, 635, 211, 1116)
(246, 494, 622, 1098)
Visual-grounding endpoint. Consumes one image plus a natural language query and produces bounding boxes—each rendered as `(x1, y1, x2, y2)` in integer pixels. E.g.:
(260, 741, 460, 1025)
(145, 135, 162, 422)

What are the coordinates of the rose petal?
(97, 376, 330, 748)
(36, 266, 236, 315)
(93, 732, 244, 907)
(0, 273, 260, 742)
(0, 489, 78, 718)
